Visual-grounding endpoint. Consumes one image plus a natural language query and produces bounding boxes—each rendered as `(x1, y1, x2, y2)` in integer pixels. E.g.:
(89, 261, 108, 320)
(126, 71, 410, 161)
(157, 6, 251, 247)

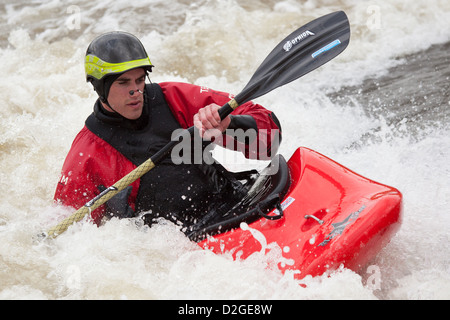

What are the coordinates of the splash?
(1, 0, 449, 300)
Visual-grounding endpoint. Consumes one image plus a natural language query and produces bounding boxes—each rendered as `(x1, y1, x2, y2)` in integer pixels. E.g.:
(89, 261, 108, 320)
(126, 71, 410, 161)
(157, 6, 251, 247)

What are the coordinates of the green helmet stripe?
(85, 55, 153, 80)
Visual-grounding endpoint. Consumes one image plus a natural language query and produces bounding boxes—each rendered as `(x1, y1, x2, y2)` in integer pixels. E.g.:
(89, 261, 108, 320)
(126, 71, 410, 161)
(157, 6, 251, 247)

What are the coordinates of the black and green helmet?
(85, 31, 154, 102)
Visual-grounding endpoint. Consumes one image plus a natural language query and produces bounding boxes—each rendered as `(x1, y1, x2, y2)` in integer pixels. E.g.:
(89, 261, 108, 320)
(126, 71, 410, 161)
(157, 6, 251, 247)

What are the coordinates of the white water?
(0, 0, 449, 300)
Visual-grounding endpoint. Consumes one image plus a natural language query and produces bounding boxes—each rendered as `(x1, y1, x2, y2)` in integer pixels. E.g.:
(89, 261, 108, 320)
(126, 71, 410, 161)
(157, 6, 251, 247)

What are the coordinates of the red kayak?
(194, 147, 402, 279)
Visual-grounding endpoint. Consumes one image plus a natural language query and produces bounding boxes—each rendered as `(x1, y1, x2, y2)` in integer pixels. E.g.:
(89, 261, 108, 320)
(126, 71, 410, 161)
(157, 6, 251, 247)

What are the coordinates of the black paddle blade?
(235, 11, 350, 105)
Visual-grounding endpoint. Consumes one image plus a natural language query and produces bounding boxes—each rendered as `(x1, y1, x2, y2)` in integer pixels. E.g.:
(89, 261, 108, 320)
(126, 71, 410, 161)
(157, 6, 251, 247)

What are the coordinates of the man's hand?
(193, 103, 231, 141)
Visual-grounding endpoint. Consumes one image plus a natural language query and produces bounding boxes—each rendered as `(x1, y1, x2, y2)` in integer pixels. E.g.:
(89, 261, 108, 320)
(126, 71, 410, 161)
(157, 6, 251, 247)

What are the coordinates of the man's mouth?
(127, 100, 142, 108)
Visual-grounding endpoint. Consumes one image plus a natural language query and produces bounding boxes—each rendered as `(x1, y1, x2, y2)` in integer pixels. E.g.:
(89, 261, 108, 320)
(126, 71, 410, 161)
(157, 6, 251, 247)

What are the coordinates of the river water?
(0, 0, 449, 300)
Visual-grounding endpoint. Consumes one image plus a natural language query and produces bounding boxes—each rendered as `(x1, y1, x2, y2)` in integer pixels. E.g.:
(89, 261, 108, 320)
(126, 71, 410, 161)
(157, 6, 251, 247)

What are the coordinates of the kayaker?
(54, 31, 282, 231)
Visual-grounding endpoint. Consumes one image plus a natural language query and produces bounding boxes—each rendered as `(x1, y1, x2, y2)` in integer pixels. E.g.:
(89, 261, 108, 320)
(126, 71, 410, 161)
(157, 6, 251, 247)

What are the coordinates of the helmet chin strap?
(100, 96, 121, 115)
(146, 74, 156, 101)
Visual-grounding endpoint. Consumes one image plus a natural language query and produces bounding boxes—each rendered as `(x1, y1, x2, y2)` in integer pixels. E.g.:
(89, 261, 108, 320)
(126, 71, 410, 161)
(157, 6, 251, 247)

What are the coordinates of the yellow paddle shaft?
(45, 158, 155, 238)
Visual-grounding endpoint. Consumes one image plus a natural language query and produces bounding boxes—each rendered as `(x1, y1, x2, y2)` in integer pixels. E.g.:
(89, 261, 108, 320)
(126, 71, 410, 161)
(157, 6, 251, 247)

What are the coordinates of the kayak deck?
(198, 147, 402, 279)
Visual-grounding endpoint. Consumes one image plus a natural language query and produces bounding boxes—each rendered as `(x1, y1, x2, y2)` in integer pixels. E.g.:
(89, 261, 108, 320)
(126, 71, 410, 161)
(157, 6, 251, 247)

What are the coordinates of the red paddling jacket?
(54, 82, 281, 226)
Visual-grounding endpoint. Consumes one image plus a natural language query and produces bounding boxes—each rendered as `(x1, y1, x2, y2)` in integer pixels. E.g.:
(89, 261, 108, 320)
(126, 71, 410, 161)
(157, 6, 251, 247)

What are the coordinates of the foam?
(1, 0, 449, 300)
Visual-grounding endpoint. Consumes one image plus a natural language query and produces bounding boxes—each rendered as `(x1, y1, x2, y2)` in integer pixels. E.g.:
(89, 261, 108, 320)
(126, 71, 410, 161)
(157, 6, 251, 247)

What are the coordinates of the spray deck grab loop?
(304, 214, 324, 225)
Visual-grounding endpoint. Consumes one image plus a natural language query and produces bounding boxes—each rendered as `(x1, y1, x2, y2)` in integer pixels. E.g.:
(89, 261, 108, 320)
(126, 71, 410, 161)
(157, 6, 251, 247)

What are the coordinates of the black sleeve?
(227, 115, 258, 144)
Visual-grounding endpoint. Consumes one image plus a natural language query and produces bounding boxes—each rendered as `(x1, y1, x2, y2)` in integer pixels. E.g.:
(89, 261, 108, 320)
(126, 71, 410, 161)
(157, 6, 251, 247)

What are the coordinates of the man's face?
(104, 68, 146, 120)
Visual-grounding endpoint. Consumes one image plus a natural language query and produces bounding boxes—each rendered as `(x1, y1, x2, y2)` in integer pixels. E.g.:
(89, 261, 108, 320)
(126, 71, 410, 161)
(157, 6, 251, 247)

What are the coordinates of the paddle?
(41, 11, 350, 239)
